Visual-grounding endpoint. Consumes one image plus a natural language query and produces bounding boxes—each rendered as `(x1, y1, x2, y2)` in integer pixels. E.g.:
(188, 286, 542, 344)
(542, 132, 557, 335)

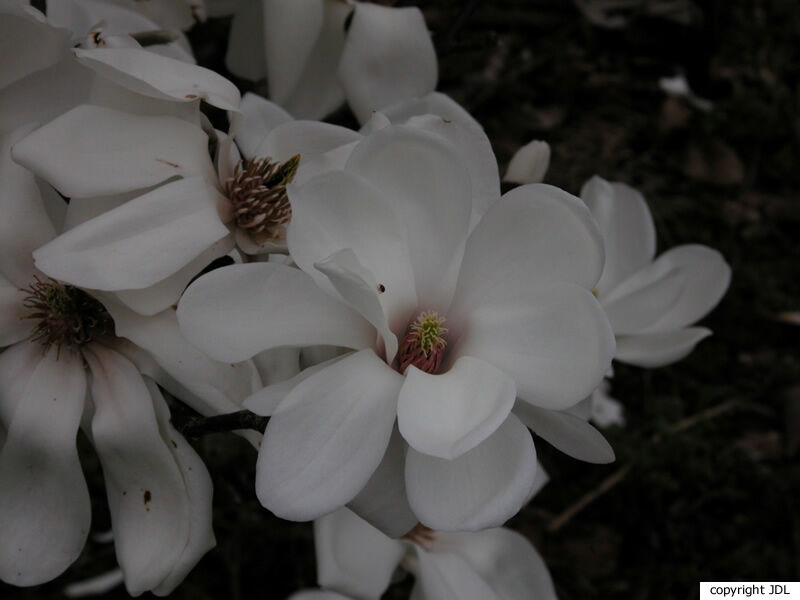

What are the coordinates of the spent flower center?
(397, 311, 448, 375)
(225, 154, 300, 239)
(22, 276, 112, 353)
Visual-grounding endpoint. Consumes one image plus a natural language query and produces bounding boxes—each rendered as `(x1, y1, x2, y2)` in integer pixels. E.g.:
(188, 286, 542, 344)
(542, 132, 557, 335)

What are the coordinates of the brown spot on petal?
(143, 490, 152, 504)
(171, 440, 177, 448)
(185, 93, 198, 99)
(155, 157, 181, 169)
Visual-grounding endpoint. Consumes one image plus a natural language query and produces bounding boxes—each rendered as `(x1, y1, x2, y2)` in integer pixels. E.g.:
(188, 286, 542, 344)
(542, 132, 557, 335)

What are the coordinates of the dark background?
(5, 0, 799, 598)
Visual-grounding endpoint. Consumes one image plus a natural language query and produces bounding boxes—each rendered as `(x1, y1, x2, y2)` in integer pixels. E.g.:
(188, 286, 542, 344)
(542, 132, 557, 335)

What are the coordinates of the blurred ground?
(4, 1, 799, 598)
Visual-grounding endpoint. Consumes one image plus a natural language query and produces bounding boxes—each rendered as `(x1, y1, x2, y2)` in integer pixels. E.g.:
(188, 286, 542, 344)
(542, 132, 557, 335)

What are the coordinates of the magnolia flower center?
(401, 522, 437, 550)
(224, 155, 300, 239)
(397, 311, 448, 375)
(22, 277, 112, 352)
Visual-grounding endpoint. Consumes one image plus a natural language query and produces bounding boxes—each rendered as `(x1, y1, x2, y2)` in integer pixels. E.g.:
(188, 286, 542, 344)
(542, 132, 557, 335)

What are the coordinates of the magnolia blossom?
(290, 507, 558, 600)
(12, 90, 494, 314)
(0, 127, 248, 593)
(178, 127, 616, 534)
(0, 3, 241, 138)
(45, 0, 198, 63)
(224, 0, 437, 122)
(581, 176, 731, 368)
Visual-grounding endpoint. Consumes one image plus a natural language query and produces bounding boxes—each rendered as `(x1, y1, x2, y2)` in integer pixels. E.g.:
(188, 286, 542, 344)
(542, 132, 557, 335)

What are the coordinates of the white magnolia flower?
(12, 103, 236, 316)
(581, 176, 731, 367)
(178, 127, 616, 534)
(231, 90, 502, 244)
(290, 507, 558, 600)
(12, 90, 493, 311)
(46, 0, 198, 63)
(0, 3, 240, 139)
(0, 127, 240, 593)
(224, 0, 437, 122)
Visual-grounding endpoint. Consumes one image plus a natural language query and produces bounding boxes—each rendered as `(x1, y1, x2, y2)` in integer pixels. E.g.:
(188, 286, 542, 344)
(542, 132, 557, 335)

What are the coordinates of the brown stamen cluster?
(22, 276, 112, 353)
(224, 155, 300, 238)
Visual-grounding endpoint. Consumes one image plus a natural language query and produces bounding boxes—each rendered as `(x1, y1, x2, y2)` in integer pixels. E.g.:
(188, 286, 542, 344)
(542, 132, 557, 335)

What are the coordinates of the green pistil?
(410, 311, 448, 355)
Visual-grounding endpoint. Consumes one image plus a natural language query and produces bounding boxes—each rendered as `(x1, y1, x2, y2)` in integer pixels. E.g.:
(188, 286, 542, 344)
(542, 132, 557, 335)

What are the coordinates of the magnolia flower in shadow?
(0, 127, 250, 593)
(224, 0, 437, 122)
(0, 1, 227, 136)
(11, 90, 496, 313)
(178, 127, 616, 534)
(288, 507, 558, 600)
(571, 176, 731, 428)
(581, 176, 731, 368)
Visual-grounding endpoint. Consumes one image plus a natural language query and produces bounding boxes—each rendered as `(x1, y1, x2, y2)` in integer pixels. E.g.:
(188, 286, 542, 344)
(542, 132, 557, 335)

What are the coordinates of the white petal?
(177, 262, 376, 362)
(148, 381, 215, 596)
(256, 350, 402, 521)
(33, 177, 229, 290)
(379, 92, 499, 226)
(315, 249, 398, 363)
(262, 0, 324, 105)
(405, 414, 537, 531)
(74, 47, 241, 110)
(64, 568, 124, 598)
(346, 127, 471, 311)
(85, 344, 190, 596)
(0, 11, 69, 89)
(48, 0, 160, 38)
(244, 353, 347, 417)
(288, 169, 417, 330)
(314, 508, 405, 600)
(615, 327, 712, 368)
(624, 245, 731, 333)
(0, 340, 43, 425)
(85, 68, 201, 122)
(278, 0, 350, 120)
(251, 346, 301, 388)
(0, 273, 30, 346)
(233, 92, 293, 159)
(398, 356, 516, 460)
(581, 176, 656, 296)
(114, 237, 234, 315)
(100, 298, 256, 417)
(12, 104, 216, 197)
(455, 283, 615, 409)
(224, 0, 267, 81)
(338, 4, 437, 124)
(503, 140, 550, 184)
(526, 461, 550, 503)
(255, 119, 361, 181)
(414, 546, 496, 600)
(602, 266, 685, 335)
(347, 426, 418, 538)
(38, 179, 67, 233)
(432, 528, 558, 600)
(452, 183, 604, 314)
(513, 401, 615, 463)
(0, 126, 57, 287)
(0, 347, 89, 586)
(0, 55, 93, 143)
